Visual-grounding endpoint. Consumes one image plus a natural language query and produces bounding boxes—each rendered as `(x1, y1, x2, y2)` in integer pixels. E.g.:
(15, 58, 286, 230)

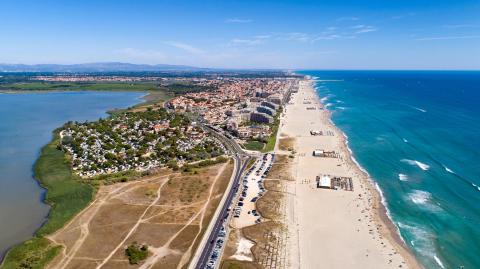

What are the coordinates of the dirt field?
(278, 137, 295, 152)
(46, 162, 234, 269)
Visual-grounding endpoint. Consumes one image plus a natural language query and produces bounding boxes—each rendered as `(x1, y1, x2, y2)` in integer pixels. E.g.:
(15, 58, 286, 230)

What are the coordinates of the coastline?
(282, 78, 422, 269)
(0, 92, 151, 269)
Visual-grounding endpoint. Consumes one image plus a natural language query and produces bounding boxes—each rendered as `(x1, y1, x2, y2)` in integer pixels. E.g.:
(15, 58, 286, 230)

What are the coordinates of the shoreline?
(0, 92, 150, 268)
(309, 78, 422, 268)
(328, 100, 422, 269)
(282, 78, 422, 269)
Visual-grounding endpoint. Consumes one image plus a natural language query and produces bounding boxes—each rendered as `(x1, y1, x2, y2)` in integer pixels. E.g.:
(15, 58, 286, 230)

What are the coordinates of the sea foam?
(398, 173, 408, 181)
(413, 106, 427, 113)
(472, 183, 480, 192)
(442, 165, 455, 174)
(409, 190, 432, 205)
(401, 159, 430, 171)
(408, 190, 442, 212)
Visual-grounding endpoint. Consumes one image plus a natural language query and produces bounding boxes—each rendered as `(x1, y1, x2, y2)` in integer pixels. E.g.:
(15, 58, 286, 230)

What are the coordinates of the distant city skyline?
(1, 0, 479, 70)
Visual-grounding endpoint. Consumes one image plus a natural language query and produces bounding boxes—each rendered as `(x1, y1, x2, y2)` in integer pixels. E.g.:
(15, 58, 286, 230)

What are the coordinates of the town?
(167, 77, 299, 150)
(59, 108, 226, 177)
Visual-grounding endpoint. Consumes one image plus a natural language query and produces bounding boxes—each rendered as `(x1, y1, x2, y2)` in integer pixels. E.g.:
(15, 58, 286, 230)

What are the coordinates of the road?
(192, 125, 251, 269)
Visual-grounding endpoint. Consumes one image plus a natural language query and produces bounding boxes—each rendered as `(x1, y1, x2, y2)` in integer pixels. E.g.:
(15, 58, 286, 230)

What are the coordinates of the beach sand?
(281, 79, 422, 269)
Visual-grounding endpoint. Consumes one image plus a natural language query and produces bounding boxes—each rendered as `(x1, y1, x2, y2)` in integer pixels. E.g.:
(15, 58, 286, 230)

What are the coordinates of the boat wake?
(401, 159, 430, 171)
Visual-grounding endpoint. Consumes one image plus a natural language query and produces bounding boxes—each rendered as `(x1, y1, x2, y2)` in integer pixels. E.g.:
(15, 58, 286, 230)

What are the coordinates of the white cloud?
(351, 25, 378, 34)
(277, 32, 311, 42)
(163, 41, 204, 54)
(226, 18, 253, 23)
(416, 35, 480, 41)
(231, 38, 265, 46)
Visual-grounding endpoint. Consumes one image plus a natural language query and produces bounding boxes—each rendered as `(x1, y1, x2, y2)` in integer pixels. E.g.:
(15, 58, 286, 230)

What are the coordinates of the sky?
(1, 0, 479, 70)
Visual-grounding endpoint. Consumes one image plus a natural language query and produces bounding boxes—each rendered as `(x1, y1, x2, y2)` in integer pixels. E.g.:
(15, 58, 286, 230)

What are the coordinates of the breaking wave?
(409, 190, 432, 205)
(472, 182, 480, 192)
(442, 165, 455, 174)
(398, 173, 408, 181)
(401, 159, 430, 171)
(413, 106, 427, 113)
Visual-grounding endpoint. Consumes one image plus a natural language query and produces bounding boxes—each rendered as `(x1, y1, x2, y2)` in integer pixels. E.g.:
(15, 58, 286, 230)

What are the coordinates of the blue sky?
(1, 0, 479, 69)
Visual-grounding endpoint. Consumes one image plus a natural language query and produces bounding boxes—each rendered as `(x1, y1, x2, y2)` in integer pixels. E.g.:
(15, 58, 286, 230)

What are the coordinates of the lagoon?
(0, 91, 144, 259)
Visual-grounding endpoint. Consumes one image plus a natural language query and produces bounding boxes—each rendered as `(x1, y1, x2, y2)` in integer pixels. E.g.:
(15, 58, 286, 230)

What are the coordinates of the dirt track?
(47, 163, 233, 269)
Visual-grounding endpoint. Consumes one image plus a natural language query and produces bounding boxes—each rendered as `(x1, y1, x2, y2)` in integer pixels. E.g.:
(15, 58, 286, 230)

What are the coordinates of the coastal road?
(190, 125, 251, 269)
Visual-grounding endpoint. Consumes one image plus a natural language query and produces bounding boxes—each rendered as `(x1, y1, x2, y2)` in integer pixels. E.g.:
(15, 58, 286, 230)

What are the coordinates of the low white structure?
(313, 149, 324, 157)
(317, 175, 332, 189)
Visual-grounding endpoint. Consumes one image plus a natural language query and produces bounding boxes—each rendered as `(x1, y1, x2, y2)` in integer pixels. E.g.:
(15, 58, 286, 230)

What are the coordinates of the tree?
(125, 242, 149, 264)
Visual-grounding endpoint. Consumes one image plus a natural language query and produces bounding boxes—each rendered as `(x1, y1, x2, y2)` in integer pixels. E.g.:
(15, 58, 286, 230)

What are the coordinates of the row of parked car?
(206, 223, 227, 269)
(235, 154, 275, 219)
(205, 154, 275, 268)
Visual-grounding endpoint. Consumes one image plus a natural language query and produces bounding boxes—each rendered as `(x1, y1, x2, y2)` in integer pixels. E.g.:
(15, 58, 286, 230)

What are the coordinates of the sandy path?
(48, 177, 164, 269)
(140, 163, 228, 269)
(95, 177, 171, 269)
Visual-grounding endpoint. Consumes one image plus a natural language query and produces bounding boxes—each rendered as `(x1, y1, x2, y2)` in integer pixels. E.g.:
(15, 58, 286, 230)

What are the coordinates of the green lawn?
(0, 134, 94, 269)
(262, 108, 282, 153)
(243, 140, 265, 151)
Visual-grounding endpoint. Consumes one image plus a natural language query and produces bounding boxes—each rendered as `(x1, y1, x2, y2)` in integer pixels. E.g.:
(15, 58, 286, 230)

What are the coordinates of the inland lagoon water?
(0, 91, 144, 260)
(300, 70, 480, 269)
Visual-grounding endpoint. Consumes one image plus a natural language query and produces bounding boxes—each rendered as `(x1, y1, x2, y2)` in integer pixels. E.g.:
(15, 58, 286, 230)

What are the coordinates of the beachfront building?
(256, 105, 275, 116)
(250, 112, 273, 124)
(261, 101, 279, 110)
(316, 175, 332, 189)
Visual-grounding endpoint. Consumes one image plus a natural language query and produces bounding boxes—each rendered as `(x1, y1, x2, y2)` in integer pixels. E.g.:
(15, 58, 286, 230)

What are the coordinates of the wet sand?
(281, 79, 422, 269)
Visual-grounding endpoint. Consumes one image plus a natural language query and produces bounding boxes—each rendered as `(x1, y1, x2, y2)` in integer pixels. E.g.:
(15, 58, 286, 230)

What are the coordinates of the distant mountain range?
(0, 62, 206, 72)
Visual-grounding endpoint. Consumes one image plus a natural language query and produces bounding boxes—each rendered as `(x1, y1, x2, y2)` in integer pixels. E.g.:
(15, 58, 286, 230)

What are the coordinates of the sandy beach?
(281, 79, 422, 269)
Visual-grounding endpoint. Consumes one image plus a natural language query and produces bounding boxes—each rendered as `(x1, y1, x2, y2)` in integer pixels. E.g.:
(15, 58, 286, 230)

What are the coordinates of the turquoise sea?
(300, 71, 480, 269)
(0, 91, 144, 260)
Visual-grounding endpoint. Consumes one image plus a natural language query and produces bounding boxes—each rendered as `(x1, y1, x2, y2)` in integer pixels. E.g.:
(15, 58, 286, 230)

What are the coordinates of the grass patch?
(262, 107, 282, 153)
(243, 140, 265, 151)
(0, 237, 61, 269)
(34, 134, 95, 236)
(0, 133, 94, 269)
(0, 82, 160, 92)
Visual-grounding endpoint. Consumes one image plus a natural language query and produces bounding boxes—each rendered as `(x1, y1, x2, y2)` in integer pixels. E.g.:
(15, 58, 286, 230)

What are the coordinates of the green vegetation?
(262, 107, 282, 153)
(181, 156, 228, 173)
(0, 134, 93, 269)
(125, 242, 149, 265)
(0, 237, 61, 269)
(0, 82, 159, 92)
(35, 135, 95, 235)
(243, 140, 265, 151)
(0, 81, 214, 95)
